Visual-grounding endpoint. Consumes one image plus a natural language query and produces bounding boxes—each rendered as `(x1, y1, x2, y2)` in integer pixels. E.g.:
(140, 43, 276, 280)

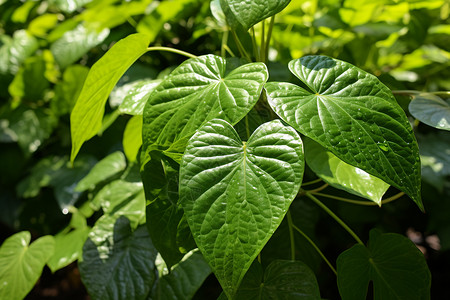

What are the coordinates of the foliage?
(0, 0, 449, 299)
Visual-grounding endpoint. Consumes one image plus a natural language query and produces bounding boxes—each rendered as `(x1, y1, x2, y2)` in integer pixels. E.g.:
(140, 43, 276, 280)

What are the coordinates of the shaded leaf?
(409, 93, 450, 131)
(180, 119, 304, 298)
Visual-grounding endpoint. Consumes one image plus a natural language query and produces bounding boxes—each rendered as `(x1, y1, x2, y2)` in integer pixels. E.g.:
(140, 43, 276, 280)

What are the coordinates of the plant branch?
(287, 210, 296, 261)
(304, 191, 364, 245)
(310, 191, 405, 206)
(231, 29, 252, 61)
(301, 178, 323, 187)
(250, 27, 260, 61)
(260, 20, 265, 62)
(303, 183, 328, 194)
(291, 223, 337, 275)
(264, 16, 275, 63)
(146, 46, 197, 58)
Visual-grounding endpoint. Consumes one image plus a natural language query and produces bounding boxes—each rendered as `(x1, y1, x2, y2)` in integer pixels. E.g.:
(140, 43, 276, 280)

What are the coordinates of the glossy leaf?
(0, 232, 55, 300)
(113, 79, 161, 115)
(218, 260, 321, 300)
(142, 54, 268, 162)
(266, 55, 422, 210)
(123, 115, 143, 162)
(70, 33, 150, 162)
(180, 119, 304, 298)
(153, 250, 212, 299)
(337, 229, 431, 300)
(51, 24, 109, 69)
(76, 151, 126, 192)
(80, 217, 158, 300)
(305, 138, 389, 204)
(409, 93, 450, 131)
(220, 0, 291, 29)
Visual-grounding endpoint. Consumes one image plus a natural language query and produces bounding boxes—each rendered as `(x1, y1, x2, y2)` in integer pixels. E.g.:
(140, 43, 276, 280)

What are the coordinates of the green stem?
(231, 29, 252, 61)
(303, 183, 328, 194)
(301, 178, 323, 187)
(260, 20, 265, 62)
(304, 191, 364, 246)
(251, 27, 260, 61)
(146, 46, 197, 59)
(245, 114, 250, 140)
(223, 45, 236, 57)
(291, 224, 337, 275)
(310, 192, 405, 206)
(264, 16, 275, 63)
(221, 30, 229, 58)
(287, 210, 296, 261)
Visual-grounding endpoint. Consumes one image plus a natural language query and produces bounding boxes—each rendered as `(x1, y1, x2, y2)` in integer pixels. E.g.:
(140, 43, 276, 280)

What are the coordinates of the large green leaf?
(70, 33, 150, 162)
(218, 260, 321, 300)
(141, 54, 268, 162)
(180, 118, 304, 298)
(0, 232, 55, 300)
(152, 250, 212, 299)
(409, 93, 450, 131)
(337, 229, 431, 300)
(220, 0, 291, 29)
(305, 138, 389, 205)
(265, 55, 422, 210)
(80, 217, 158, 300)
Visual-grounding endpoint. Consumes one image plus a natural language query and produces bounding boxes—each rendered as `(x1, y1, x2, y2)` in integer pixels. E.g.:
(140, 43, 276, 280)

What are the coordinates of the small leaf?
(220, 0, 291, 29)
(0, 232, 55, 300)
(266, 55, 422, 210)
(180, 119, 304, 298)
(305, 138, 389, 205)
(142, 54, 268, 162)
(80, 217, 158, 300)
(337, 229, 431, 300)
(70, 33, 150, 162)
(76, 151, 126, 192)
(409, 93, 450, 131)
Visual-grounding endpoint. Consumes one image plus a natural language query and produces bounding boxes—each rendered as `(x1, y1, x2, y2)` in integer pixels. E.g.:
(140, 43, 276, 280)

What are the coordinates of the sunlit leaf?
(123, 115, 143, 162)
(111, 79, 161, 115)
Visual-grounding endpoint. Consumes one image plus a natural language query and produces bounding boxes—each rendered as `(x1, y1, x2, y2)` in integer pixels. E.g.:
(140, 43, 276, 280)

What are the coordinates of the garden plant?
(0, 0, 449, 299)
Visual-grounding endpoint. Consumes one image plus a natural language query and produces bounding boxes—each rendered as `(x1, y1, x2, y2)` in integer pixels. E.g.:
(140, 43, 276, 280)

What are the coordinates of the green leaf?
(51, 23, 109, 69)
(409, 93, 450, 131)
(265, 55, 422, 210)
(0, 30, 38, 75)
(220, 260, 321, 300)
(153, 250, 212, 299)
(305, 138, 389, 205)
(123, 115, 143, 162)
(49, 0, 93, 13)
(142, 54, 268, 162)
(220, 0, 291, 29)
(80, 217, 158, 300)
(180, 118, 304, 298)
(0, 232, 55, 300)
(113, 79, 161, 115)
(337, 229, 431, 300)
(76, 151, 126, 192)
(70, 33, 150, 162)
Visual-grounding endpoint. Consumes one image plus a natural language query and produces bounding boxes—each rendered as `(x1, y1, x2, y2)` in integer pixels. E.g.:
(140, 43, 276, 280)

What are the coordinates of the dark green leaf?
(70, 33, 150, 162)
(180, 119, 304, 298)
(337, 229, 431, 300)
(80, 217, 158, 300)
(0, 232, 55, 300)
(409, 93, 450, 131)
(266, 55, 422, 209)
(142, 54, 268, 162)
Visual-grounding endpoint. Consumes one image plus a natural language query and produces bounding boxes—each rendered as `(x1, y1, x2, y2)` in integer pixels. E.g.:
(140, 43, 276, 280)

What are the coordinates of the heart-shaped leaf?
(337, 229, 431, 300)
(220, 0, 291, 29)
(0, 232, 55, 300)
(179, 118, 304, 299)
(80, 217, 158, 300)
(305, 138, 389, 205)
(218, 260, 321, 300)
(265, 55, 422, 210)
(409, 93, 450, 131)
(141, 54, 268, 162)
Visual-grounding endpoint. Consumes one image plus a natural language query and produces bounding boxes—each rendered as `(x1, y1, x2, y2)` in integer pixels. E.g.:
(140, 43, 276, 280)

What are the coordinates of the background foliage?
(0, 0, 449, 299)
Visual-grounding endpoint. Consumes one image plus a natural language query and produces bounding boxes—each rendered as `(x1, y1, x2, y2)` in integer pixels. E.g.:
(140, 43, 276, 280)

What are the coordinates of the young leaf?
(218, 260, 321, 300)
(0, 232, 55, 300)
(179, 119, 304, 299)
(80, 217, 158, 300)
(266, 55, 422, 210)
(408, 93, 450, 131)
(123, 115, 143, 162)
(141, 54, 268, 162)
(220, 0, 291, 30)
(305, 138, 389, 205)
(337, 229, 431, 300)
(70, 33, 150, 162)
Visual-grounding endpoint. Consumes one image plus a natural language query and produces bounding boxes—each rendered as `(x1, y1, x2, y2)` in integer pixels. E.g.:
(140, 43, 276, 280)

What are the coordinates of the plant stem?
(310, 191, 405, 206)
(287, 210, 296, 261)
(245, 114, 250, 140)
(221, 30, 229, 58)
(291, 223, 337, 275)
(264, 16, 275, 63)
(260, 20, 265, 62)
(303, 183, 328, 194)
(304, 191, 364, 246)
(251, 27, 260, 61)
(231, 29, 252, 61)
(146, 46, 197, 58)
(301, 178, 323, 186)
